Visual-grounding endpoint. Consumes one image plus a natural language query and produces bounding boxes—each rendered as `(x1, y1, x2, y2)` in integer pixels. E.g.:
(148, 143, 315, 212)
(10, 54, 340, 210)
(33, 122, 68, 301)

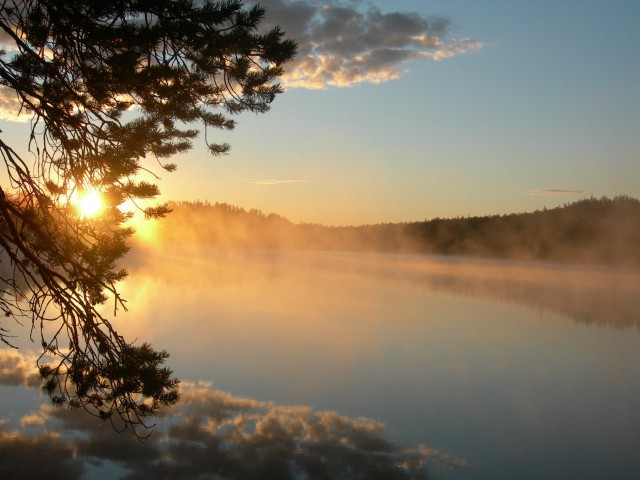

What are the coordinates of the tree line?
(153, 196, 640, 267)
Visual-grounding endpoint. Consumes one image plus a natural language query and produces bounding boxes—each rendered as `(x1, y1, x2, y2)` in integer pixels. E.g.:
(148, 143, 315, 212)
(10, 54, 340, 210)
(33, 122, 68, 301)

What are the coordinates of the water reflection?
(113, 248, 640, 479)
(0, 349, 462, 480)
(4, 250, 640, 480)
(126, 248, 640, 328)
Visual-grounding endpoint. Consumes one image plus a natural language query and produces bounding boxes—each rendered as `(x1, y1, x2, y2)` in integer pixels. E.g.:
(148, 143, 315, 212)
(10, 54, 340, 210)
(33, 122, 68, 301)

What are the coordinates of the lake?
(2, 248, 640, 479)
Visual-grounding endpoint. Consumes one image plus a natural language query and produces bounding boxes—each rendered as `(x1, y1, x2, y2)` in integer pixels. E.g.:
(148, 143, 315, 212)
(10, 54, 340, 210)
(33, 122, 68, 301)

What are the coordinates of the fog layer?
(136, 196, 640, 267)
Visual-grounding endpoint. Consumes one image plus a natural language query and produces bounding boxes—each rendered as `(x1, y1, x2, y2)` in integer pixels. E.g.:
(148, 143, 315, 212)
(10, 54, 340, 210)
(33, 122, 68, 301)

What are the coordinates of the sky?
(1, 0, 639, 225)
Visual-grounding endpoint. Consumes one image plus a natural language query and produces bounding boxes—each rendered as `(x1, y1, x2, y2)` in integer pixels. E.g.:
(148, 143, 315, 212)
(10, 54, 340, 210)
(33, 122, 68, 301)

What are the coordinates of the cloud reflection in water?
(0, 353, 463, 479)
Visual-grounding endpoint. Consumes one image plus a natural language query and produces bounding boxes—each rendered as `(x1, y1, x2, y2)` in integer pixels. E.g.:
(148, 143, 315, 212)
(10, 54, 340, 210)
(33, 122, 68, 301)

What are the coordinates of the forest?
(144, 196, 640, 267)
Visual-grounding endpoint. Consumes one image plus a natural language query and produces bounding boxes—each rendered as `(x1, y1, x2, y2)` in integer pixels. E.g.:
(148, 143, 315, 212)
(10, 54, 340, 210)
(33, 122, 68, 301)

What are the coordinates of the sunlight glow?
(132, 217, 159, 244)
(118, 199, 159, 244)
(78, 191, 103, 218)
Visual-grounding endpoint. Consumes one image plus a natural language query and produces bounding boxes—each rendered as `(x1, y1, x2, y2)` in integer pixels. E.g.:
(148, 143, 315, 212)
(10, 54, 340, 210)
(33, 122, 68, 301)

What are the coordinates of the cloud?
(107, 382, 464, 479)
(0, 1, 485, 121)
(1, 359, 464, 479)
(250, 179, 308, 185)
(0, 24, 30, 121)
(253, 0, 487, 88)
(20, 413, 45, 427)
(0, 427, 85, 479)
(0, 86, 29, 122)
(0, 349, 40, 387)
(529, 189, 592, 197)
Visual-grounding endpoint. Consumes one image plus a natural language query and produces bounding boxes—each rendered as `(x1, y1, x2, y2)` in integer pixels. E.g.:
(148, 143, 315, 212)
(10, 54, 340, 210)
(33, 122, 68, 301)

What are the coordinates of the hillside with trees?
(145, 196, 640, 267)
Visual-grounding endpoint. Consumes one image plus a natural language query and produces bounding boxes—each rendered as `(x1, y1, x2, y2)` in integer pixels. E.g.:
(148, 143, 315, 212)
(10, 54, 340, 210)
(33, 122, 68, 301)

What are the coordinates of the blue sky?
(163, 0, 639, 225)
(1, 0, 639, 225)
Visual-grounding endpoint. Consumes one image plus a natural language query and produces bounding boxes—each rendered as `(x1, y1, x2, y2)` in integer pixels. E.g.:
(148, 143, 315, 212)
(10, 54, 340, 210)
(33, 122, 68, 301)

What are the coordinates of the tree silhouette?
(0, 0, 295, 437)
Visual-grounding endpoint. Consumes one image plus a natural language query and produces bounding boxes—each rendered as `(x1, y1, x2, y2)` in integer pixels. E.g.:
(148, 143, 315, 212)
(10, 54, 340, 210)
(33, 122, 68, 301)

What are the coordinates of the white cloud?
(0, 1, 487, 121)
(254, 0, 487, 89)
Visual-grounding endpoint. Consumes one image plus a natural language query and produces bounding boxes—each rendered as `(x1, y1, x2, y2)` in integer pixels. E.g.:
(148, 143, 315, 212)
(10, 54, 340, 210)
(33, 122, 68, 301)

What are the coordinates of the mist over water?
(125, 240, 640, 329)
(117, 243, 640, 479)
(141, 197, 640, 267)
(2, 239, 640, 479)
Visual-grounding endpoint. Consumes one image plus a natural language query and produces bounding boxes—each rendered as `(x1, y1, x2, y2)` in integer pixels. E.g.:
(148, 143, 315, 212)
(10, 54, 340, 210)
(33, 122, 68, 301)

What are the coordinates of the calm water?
(2, 249, 640, 479)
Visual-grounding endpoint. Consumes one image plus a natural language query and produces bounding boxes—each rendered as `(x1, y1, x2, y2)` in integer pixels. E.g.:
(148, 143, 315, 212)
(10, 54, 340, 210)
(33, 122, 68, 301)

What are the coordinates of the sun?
(77, 191, 103, 218)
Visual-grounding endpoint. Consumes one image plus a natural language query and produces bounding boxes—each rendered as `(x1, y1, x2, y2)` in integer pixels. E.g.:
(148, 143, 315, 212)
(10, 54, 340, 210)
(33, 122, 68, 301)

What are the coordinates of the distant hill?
(144, 196, 640, 267)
